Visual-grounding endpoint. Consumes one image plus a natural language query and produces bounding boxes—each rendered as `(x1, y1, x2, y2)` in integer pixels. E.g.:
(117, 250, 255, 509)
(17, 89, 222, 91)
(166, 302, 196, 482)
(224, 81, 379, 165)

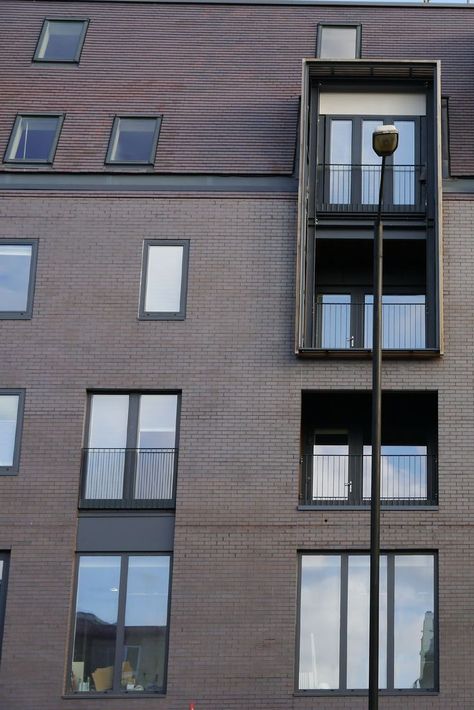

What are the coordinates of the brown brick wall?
(0, 193, 472, 708)
(2, 1, 474, 175)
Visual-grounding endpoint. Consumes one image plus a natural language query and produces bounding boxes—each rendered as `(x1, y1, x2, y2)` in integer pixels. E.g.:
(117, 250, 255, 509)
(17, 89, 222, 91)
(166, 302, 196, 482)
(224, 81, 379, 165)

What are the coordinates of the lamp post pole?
(368, 126, 398, 710)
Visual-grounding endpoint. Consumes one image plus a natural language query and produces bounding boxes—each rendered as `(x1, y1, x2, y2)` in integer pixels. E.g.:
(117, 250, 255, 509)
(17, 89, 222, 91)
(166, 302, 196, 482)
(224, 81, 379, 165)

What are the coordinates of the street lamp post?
(368, 125, 399, 710)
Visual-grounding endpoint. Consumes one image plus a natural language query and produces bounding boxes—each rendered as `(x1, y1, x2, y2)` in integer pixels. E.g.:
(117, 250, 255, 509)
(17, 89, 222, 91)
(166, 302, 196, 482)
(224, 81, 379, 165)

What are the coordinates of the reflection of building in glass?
(415, 611, 434, 689)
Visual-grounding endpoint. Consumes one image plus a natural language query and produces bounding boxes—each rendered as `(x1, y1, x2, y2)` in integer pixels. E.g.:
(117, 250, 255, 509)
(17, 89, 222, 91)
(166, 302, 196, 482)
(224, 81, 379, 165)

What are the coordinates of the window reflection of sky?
(0, 246, 31, 311)
(76, 557, 120, 625)
(299, 554, 434, 690)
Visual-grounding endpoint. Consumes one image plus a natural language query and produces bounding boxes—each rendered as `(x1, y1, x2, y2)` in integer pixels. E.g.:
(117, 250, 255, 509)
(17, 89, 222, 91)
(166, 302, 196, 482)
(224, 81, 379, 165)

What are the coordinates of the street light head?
(372, 125, 399, 157)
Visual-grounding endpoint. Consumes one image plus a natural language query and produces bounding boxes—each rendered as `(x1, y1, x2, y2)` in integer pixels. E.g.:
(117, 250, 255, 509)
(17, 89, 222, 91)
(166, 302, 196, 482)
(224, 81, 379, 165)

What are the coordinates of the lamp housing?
(372, 125, 399, 157)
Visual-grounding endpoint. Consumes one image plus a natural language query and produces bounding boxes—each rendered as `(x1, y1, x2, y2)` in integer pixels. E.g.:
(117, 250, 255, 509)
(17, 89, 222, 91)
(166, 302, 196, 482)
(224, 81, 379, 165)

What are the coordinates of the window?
(317, 24, 361, 59)
(81, 393, 179, 507)
(4, 115, 63, 164)
(0, 241, 38, 319)
(34, 19, 89, 63)
(298, 552, 437, 692)
(70, 554, 171, 694)
(0, 390, 25, 474)
(0, 553, 10, 660)
(140, 241, 189, 320)
(106, 117, 161, 165)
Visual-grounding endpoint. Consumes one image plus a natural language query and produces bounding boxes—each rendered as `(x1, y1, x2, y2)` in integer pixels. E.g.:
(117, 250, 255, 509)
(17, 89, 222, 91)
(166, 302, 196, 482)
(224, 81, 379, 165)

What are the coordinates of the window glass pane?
(85, 395, 129, 499)
(299, 555, 340, 690)
(313, 431, 349, 500)
(329, 120, 352, 204)
(145, 246, 183, 313)
(394, 555, 434, 689)
(0, 245, 32, 312)
(135, 395, 177, 500)
(71, 556, 121, 693)
(37, 21, 85, 61)
(364, 294, 426, 349)
(362, 444, 428, 500)
(0, 395, 19, 467)
(347, 555, 387, 689)
(318, 294, 351, 348)
(393, 121, 416, 205)
(362, 120, 382, 204)
(110, 119, 157, 163)
(320, 27, 358, 59)
(122, 557, 170, 692)
(7, 117, 59, 162)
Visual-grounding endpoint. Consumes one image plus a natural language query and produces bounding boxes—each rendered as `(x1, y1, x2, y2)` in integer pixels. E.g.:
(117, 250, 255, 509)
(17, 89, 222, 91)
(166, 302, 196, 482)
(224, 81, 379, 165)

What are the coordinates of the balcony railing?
(315, 300, 427, 350)
(316, 164, 426, 213)
(300, 454, 437, 507)
(79, 448, 177, 508)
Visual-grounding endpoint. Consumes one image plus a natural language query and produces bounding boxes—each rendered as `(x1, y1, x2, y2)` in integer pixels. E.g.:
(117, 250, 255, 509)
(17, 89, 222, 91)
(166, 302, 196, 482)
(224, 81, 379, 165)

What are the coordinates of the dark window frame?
(296, 550, 439, 695)
(67, 552, 173, 696)
(33, 18, 89, 64)
(316, 24, 362, 59)
(80, 390, 181, 508)
(0, 552, 10, 660)
(0, 389, 25, 475)
(105, 115, 162, 166)
(0, 239, 38, 320)
(139, 240, 190, 321)
(3, 113, 65, 165)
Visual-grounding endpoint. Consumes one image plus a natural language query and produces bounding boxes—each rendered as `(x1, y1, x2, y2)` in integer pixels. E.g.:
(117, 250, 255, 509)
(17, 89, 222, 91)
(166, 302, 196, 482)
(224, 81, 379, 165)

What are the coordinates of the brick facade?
(1, 1, 474, 708)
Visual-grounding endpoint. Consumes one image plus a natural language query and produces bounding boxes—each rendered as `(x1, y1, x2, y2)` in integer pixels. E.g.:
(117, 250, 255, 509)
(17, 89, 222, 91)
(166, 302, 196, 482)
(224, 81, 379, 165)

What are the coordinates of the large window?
(4, 115, 64, 164)
(34, 19, 89, 63)
(70, 554, 171, 694)
(139, 241, 189, 320)
(0, 390, 25, 474)
(81, 393, 179, 507)
(0, 241, 38, 319)
(0, 553, 10, 660)
(106, 117, 161, 165)
(298, 552, 436, 692)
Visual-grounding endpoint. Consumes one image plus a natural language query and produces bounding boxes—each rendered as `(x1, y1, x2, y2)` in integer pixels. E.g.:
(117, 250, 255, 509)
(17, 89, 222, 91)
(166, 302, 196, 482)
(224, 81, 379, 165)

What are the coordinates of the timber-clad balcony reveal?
(79, 448, 177, 508)
(296, 60, 442, 357)
(316, 163, 426, 214)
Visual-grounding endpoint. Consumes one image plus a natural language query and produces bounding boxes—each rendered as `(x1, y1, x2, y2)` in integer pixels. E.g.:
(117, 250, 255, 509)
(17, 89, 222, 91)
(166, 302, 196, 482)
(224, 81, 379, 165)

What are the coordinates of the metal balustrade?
(316, 164, 426, 213)
(300, 454, 437, 506)
(315, 300, 427, 350)
(79, 448, 176, 508)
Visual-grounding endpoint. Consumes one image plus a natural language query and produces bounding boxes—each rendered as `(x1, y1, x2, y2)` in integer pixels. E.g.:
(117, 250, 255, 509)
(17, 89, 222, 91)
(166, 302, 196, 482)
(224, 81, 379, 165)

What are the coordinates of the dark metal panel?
(0, 172, 298, 192)
(76, 513, 175, 552)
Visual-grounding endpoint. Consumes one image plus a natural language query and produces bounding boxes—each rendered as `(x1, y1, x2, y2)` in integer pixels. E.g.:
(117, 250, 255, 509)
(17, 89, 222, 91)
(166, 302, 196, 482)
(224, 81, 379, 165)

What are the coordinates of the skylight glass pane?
(36, 21, 85, 62)
(145, 246, 183, 313)
(7, 117, 59, 162)
(320, 27, 358, 59)
(109, 119, 158, 163)
(0, 245, 32, 312)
